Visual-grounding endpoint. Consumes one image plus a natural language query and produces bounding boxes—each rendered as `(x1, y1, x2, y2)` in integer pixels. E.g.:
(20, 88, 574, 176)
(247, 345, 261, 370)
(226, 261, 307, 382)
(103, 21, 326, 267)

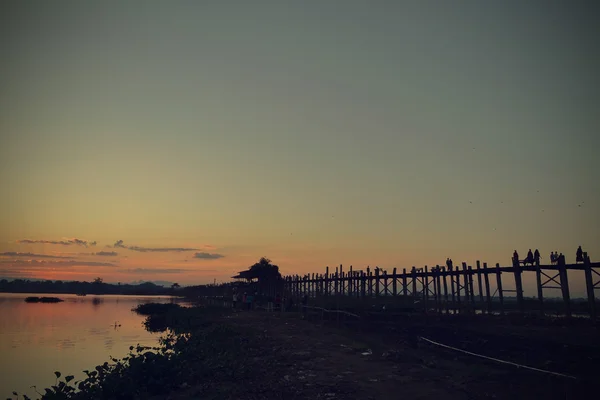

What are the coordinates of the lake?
(0, 293, 190, 399)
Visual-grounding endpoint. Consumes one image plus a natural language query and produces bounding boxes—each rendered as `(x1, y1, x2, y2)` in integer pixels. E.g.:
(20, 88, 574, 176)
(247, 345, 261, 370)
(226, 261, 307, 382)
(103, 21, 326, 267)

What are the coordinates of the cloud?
(0, 252, 74, 259)
(17, 238, 97, 247)
(111, 240, 199, 253)
(0, 259, 117, 267)
(126, 268, 186, 274)
(92, 251, 118, 257)
(193, 252, 225, 260)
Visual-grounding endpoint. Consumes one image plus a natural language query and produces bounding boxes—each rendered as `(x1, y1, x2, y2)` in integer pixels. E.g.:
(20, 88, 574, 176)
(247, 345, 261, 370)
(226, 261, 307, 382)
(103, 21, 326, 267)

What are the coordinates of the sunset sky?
(1, 1, 598, 293)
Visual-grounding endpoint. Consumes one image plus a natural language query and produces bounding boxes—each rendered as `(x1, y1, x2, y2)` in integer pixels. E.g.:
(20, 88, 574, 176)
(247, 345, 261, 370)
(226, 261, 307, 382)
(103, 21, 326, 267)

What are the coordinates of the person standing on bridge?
(513, 250, 519, 265)
(576, 246, 584, 263)
(526, 249, 534, 265)
(550, 251, 556, 264)
(446, 258, 453, 270)
(534, 249, 541, 265)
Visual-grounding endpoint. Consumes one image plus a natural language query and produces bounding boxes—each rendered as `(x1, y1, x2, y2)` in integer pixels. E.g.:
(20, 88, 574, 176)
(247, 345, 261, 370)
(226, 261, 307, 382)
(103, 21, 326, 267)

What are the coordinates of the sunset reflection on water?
(0, 293, 188, 399)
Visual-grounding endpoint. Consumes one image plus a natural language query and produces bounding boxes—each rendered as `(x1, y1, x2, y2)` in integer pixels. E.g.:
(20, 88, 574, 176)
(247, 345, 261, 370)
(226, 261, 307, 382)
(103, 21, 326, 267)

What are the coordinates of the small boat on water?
(25, 296, 64, 303)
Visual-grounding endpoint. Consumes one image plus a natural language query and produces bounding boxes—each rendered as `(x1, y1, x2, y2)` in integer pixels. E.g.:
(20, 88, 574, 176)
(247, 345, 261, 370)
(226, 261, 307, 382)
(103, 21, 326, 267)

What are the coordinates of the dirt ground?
(162, 309, 594, 400)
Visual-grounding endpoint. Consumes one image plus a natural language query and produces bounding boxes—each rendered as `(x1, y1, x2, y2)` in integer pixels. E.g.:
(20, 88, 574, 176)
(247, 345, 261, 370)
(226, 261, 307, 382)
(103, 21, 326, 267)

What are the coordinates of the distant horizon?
(2, 249, 598, 299)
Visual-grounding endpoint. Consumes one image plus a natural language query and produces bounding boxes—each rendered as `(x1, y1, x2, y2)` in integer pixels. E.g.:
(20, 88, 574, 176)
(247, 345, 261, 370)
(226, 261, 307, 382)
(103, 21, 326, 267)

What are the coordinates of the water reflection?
(0, 293, 189, 399)
(92, 297, 104, 307)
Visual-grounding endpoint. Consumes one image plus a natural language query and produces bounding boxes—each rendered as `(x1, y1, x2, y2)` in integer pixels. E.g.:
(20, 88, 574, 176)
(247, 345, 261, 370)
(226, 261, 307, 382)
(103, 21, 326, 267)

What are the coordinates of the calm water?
(0, 293, 190, 399)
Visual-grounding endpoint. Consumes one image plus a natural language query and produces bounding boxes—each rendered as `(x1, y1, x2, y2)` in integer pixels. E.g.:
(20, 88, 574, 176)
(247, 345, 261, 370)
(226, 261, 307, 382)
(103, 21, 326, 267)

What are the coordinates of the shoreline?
(9, 301, 598, 400)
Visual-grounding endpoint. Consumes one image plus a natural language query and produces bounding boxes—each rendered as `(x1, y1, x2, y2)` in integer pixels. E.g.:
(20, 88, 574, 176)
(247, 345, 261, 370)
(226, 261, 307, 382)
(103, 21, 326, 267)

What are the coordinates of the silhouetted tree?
(242, 257, 282, 296)
(93, 277, 103, 284)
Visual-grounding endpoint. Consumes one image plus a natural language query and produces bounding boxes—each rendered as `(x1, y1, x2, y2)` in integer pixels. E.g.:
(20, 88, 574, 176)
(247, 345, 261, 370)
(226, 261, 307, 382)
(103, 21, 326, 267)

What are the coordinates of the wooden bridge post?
(468, 265, 476, 312)
(431, 265, 440, 313)
(333, 267, 338, 296)
(361, 271, 366, 298)
(449, 265, 457, 313)
(535, 258, 544, 315)
(402, 268, 408, 297)
(483, 263, 492, 314)
(339, 265, 344, 295)
(442, 267, 449, 313)
(348, 265, 353, 297)
(512, 257, 524, 313)
(375, 267, 380, 297)
(305, 273, 308, 298)
(435, 266, 443, 313)
(461, 263, 470, 312)
(432, 266, 438, 312)
(305, 274, 309, 297)
(318, 274, 323, 298)
(392, 267, 398, 296)
(315, 273, 319, 298)
(304, 274, 310, 297)
(557, 255, 571, 318)
(583, 254, 596, 320)
(383, 269, 389, 296)
(325, 267, 329, 297)
(476, 261, 484, 307)
(423, 266, 429, 313)
(411, 267, 417, 307)
(367, 267, 373, 297)
(292, 275, 296, 300)
(495, 263, 504, 315)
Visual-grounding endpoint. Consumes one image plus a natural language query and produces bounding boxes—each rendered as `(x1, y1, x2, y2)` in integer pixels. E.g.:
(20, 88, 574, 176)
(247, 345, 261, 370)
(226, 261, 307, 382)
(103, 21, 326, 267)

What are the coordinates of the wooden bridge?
(282, 253, 600, 320)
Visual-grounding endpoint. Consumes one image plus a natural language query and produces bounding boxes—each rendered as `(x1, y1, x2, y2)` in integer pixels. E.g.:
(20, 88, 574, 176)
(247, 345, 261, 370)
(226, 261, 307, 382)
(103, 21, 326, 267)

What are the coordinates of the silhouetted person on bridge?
(534, 249, 540, 265)
(446, 258, 453, 270)
(526, 249, 534, 265)
(550, 252, 556, 264)
(513, 250, 519, 265)
(576, 246, 584, 263)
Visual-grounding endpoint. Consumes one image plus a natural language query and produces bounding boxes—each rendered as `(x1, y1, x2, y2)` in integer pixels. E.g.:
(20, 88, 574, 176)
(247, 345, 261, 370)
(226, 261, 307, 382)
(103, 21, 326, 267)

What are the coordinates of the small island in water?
(24, 296, 64, 303)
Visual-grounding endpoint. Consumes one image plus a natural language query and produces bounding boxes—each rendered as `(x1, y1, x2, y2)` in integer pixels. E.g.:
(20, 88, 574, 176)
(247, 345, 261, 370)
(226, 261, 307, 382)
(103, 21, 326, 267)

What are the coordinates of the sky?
(0, 1, 598, 294)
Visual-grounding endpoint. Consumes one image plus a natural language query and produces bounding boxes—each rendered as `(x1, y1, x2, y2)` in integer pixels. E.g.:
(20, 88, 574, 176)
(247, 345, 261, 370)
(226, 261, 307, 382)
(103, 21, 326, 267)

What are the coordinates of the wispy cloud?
(193, 252, 225, 260)
(126, 268, 186, 274)
(112, 240, 199, 253)
(0, 260, 117, 267)
(92, 251, 118, 257)
(17, 238, 97, 247)
(0, 252, 74, 259)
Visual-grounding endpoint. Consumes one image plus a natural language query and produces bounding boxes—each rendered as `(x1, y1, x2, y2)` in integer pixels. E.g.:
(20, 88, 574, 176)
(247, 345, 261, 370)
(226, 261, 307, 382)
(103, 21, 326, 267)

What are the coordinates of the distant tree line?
(0, 278, 171, 295)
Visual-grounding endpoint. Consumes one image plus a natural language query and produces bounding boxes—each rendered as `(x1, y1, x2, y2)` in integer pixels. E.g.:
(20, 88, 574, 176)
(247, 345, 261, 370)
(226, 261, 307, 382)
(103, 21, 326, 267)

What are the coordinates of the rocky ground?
(160, 309, 596, 400)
